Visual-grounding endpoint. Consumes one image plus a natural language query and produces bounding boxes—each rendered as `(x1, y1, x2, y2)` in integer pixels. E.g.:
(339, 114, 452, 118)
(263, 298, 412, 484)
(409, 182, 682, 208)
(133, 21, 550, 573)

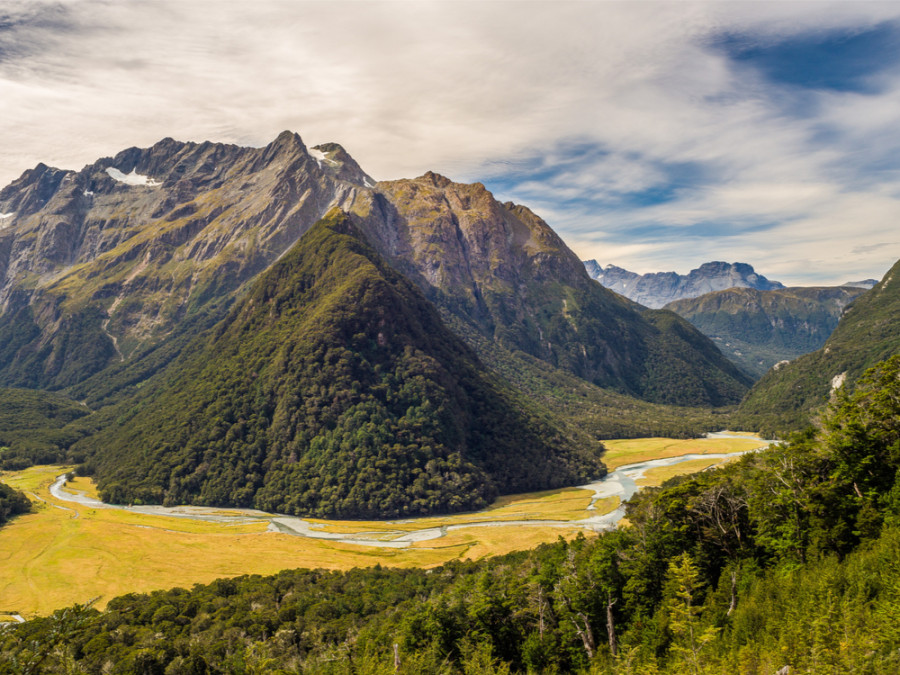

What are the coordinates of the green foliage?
(0, 387, 93, 470)
(736, 258, 900, 435)
(81, 211, 602, 518)
(0, 302, 117, 390)
(639, 310, 752, 407)
(442, 312, 737, 441)
(0, 481, 31, 527)
(5, 359, 900, 673)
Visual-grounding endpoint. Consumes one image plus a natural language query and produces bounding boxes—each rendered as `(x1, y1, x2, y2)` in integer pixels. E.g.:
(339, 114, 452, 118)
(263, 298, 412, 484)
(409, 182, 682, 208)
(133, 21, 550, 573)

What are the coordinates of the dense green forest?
(0, 387, 94, 471)
(0, 482, 30, 528)
(4, 355, 898, 673)
(76, 211, 603, 518)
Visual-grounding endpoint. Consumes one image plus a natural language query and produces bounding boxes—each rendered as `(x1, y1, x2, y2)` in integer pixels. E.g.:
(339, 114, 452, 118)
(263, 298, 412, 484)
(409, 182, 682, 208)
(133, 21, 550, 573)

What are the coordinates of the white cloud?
(0, 1, 898, 284)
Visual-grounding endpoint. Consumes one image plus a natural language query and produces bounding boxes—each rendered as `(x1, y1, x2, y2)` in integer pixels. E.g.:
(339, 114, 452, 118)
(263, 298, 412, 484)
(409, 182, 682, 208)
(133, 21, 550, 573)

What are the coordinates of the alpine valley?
(1, 132, 899, 674)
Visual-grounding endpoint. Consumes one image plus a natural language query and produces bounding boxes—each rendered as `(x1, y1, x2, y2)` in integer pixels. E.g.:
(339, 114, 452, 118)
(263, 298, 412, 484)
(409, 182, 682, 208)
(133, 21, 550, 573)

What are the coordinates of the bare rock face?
(0, 131, 364, 387)
(584, 260, 784, 308)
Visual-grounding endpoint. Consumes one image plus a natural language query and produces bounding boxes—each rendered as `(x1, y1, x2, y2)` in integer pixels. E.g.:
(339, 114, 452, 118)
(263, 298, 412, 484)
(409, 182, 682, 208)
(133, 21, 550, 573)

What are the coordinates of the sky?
(1, 1, 899, 286)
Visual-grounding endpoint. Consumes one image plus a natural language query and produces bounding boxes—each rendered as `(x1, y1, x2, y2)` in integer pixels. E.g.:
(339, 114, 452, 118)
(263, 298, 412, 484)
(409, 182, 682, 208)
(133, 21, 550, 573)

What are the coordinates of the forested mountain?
(0, 132, 749, 407)
(79, 210, 603, 518)
(665, 285, 868, 378)
(736, 258, 900, 434)
(584, 260, 783, 308)
(7, 356, 900, 673)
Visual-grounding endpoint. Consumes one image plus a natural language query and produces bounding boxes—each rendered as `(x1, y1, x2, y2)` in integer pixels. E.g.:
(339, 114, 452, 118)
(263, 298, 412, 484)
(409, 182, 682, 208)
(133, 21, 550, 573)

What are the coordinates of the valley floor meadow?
(0, 435, 765, 617)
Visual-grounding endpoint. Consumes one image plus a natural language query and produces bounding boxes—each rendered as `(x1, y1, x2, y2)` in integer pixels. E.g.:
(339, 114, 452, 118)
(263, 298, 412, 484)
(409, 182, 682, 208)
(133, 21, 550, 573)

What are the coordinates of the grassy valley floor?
(0, 434, 765, 617)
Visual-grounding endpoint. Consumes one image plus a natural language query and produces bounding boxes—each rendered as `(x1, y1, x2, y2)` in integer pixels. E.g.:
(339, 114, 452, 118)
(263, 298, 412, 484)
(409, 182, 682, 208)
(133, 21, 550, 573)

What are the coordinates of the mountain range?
(0, 132, 751, 405)
(583, 260, 784, 308)
(735, 257, 900, 433)
(0, 131, 757, 516)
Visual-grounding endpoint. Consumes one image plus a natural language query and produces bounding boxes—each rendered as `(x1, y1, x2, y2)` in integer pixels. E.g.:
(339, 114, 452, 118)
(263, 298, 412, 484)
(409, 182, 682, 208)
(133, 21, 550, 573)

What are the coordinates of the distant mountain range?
(583, 260, 784, 308)
(842, 279, 878, 289)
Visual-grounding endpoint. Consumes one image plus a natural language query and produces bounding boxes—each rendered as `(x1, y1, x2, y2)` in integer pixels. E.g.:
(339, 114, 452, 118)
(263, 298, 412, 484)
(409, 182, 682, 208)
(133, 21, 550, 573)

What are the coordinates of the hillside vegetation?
(6, 355, 900, 673)
(736, 258, 900, 435)
(79, 211, 603, 518)
(665, 285, 867, 378)
(0, 387, 93, 470)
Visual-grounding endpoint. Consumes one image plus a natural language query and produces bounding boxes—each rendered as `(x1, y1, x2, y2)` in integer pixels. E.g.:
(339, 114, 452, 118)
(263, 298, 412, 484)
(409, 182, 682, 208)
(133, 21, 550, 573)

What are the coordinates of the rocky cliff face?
(0, 131, 371, 387)
(341, 173, 751, 404)
(584, 260, 784, 308)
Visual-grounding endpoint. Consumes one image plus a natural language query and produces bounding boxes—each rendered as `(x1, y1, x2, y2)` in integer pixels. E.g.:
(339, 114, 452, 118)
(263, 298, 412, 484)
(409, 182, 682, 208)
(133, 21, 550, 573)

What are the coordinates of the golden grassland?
(309, 486, 597, 534)
(635, 456, 742, 487)
(0, 435, 756, 617)
(0, 467, 607, 617)
(601, 435, 766, 470)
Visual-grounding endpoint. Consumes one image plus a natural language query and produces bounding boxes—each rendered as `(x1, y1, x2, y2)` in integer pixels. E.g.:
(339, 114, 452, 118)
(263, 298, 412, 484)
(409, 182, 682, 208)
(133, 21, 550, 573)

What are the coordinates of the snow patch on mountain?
(106, 167, 161, 187)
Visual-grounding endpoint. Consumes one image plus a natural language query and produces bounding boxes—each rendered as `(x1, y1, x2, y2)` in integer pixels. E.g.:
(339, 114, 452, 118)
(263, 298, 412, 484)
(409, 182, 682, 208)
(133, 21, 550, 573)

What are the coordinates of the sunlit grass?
(0, 440, 733, 618)
(602, 435, 766, 470)
(635, 457, 741, 487)
(310, 486, 596, 534)
(0, 467, 598, 617)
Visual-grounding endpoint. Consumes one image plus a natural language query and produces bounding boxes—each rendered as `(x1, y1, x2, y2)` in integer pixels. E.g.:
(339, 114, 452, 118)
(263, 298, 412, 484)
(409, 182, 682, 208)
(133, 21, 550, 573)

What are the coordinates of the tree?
(664, 553, 718, 675)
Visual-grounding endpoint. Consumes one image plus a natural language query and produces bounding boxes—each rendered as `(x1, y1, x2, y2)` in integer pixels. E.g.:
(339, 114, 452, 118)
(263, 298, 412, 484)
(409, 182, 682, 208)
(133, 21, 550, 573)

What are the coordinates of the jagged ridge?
(585, 260, 784, 309)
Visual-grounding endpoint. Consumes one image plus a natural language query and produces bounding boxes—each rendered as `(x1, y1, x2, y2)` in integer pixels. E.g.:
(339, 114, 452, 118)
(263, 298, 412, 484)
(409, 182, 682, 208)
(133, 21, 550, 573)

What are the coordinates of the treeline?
(0, 387, 95, 471)
(0, 482, 30, 527)
(4, 355, 899, 673)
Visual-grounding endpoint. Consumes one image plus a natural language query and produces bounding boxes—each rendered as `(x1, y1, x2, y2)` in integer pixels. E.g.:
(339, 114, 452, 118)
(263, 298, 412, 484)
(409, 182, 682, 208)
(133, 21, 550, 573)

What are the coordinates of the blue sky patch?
(715, 23, 900, 94)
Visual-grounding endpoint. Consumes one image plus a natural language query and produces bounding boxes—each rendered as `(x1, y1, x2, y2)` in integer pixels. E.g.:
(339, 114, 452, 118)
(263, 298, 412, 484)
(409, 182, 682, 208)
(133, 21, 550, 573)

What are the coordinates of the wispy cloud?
(0, 1, 898, 284)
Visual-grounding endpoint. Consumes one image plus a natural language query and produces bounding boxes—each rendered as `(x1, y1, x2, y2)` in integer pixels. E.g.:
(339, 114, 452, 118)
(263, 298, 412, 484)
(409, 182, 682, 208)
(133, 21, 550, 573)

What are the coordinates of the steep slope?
(83, 211, 603, 518)
(736, 258, 900, 433)
(344, 174, 751, 406)
(665, 286, 868, 378)
(585, 260, 784, 308)
(0, 132, 367, 389)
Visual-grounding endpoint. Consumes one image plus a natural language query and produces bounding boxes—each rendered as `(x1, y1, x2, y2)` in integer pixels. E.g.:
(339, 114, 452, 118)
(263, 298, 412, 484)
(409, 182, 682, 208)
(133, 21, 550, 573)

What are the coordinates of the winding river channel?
(50, 434, 770, 550)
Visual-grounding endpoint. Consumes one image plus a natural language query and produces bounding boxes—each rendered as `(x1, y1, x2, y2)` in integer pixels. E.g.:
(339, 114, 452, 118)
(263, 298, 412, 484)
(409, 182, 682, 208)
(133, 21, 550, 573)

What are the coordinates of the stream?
(50, 435, 769, 550)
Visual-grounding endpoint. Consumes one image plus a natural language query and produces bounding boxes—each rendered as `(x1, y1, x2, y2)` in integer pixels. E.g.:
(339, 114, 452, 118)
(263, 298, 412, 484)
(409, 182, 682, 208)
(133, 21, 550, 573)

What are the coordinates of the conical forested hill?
(736, 258, 900, 434)
(83, 210, 603, 518)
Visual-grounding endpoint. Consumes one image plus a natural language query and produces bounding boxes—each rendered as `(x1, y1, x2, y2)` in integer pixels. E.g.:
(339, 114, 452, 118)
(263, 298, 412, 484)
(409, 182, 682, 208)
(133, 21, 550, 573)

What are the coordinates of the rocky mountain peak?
(310, 142, 375, 187)
(420, 171, 453, 188)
